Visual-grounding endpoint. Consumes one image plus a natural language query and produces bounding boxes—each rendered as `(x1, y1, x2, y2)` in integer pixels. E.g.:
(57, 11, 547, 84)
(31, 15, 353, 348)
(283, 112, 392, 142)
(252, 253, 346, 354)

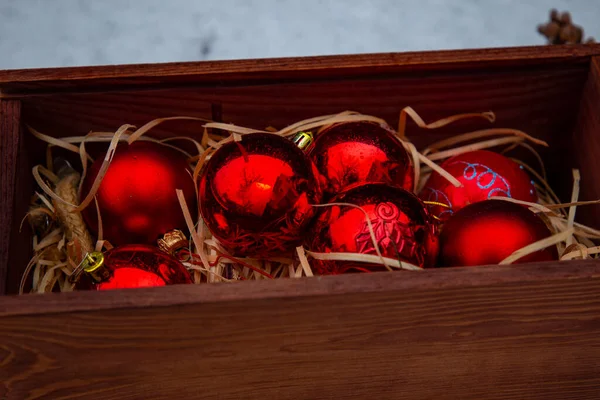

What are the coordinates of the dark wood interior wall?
(2, 261, 600, 399)
(21, 63, 589, 198)
(0, 100, 21, 295)
(4, 120, 40, 296)
(22, 64, 589, 145)
(573, 56, 600, 226)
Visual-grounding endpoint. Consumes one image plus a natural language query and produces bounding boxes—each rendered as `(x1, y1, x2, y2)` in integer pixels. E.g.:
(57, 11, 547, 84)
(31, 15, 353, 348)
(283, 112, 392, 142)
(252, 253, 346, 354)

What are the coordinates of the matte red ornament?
(419, 150, 536, 221)
(438, 200, 557, 267)
(76, 244, 193, 291)
(305, 183, 438, 274)
(199, 133, 322, 257)
(81, 141, 197, 246)
(307, 121, 413, 200)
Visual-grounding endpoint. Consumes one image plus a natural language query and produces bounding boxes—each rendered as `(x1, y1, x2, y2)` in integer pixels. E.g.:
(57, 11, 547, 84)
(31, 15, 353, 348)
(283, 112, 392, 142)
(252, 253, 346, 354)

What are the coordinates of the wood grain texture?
(0, 45, 599, 95)
(573, 56, 600, 227)
(2, 260, 600, 318)
(4, 113, 40, 296)
(21, 63, 588, 143)
(0, 100, 21, 295)
(1, 263, 600, 399)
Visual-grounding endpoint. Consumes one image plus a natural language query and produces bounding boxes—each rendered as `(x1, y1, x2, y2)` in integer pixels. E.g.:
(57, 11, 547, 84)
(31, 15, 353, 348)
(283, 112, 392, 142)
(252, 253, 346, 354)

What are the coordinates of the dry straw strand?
(306, 251, 422, 271)
(397, 106, 495, 139)
(566, 169, 581, 246)
(500, 228, 574, 265)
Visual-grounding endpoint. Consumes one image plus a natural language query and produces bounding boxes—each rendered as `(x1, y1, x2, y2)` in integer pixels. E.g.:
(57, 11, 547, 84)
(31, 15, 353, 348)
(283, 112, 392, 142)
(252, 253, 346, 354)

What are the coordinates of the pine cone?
(538, 9, 594, 44)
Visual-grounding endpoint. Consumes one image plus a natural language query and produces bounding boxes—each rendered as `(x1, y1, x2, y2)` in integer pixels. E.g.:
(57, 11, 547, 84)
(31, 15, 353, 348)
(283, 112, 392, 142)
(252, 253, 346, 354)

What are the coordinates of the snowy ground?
(0, 0, 598, 70)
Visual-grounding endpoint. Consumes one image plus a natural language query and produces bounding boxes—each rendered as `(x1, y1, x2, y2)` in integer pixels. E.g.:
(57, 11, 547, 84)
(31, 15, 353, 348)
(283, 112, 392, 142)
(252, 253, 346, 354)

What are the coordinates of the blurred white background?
(0, 0, 598, 69)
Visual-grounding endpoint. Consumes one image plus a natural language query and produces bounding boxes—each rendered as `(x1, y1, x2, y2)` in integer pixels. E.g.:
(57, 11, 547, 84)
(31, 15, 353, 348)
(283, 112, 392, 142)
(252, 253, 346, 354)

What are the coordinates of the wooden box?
(2, 45, 600, 399)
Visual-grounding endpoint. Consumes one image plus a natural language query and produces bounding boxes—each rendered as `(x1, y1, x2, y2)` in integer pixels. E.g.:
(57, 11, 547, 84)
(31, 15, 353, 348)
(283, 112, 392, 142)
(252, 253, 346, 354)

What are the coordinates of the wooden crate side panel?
(22, 90, 216, 141)
(21, 64, 588, 144)
(573, 56, 600, 226)
(0, 45, 599, 94)
(1, 274, 600, 399)
(4, 119, 41, 296)
(2, 260, 600, 318)
(0, 100, 21, 295)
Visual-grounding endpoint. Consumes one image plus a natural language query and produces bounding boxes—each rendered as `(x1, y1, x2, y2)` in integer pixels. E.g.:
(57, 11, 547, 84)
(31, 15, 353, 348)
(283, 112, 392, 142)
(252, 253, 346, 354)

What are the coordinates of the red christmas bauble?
(438, 200, 557, 267)
(76, 244, 193, 291)
(307, 121, 413, 200)
(419, 150, 536, 221)
(81, 141, 197, 246)
(199, 133, 322, 257)
(305, 183, 438, 274)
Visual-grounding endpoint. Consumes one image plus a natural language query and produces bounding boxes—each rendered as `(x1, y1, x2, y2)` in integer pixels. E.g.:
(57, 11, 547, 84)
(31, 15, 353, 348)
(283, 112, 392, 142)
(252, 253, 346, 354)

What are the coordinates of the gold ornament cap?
(157, 229, 188, 255)
(291, 131, 314, 150)
(70, 251, 109, 284)
(83, 252, 111, 283)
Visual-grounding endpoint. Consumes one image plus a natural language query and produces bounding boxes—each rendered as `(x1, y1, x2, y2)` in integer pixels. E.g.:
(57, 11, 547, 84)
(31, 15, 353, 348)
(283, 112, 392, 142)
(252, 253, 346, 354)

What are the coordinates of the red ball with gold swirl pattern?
(305, 183, 438, 274)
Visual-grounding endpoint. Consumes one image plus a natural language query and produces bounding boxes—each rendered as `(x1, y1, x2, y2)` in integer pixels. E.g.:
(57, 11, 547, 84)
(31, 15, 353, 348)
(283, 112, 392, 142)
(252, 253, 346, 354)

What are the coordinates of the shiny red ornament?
(419, 150, 536, 221)
(307, 121, 413, 200)
(305, 183, 438, 274)
(81, 141, 197, 246)
(76, 244, 193, 291)
(438, 200, 557, 267)
(199, 133, 322, 257)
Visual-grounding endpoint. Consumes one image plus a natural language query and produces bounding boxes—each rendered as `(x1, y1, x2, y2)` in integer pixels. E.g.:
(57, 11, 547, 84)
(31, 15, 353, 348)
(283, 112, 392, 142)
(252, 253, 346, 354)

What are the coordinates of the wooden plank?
(1, 262, 600, 399)
(3, 113, 39, 296)
(0, 45, 599, 94)
(0, 100, 21, 295)
(21, 62, 587, 141)
(22, 89, 217, 140)
(573, 56, 600, 226)
(1, 260, 599, 317)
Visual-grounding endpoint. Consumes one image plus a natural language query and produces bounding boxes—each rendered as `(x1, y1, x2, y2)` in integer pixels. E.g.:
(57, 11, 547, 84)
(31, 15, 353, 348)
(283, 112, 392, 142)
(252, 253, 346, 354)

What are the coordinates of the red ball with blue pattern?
(419, 150, 536, 221)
